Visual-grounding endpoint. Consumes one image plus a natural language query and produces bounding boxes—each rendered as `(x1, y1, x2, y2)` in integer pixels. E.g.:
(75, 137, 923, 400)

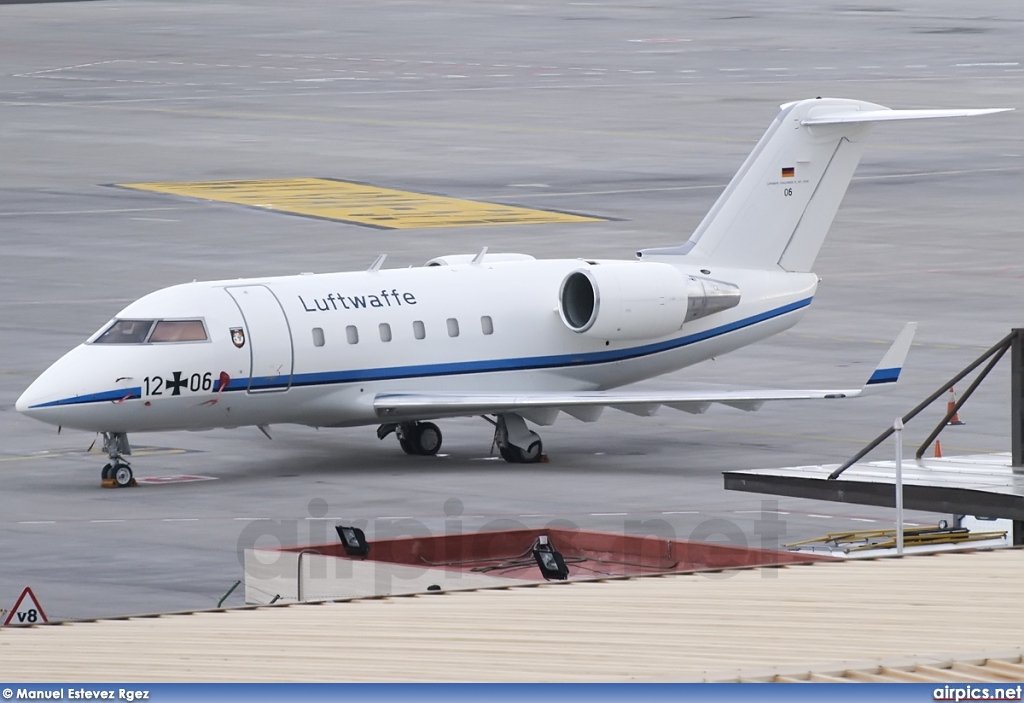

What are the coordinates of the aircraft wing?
(374, 323, 917, 426)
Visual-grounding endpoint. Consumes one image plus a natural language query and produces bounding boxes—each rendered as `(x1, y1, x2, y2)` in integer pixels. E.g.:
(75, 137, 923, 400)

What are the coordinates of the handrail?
(828, 331, 1017, 480)
(915, 341, 1011, 459)
(296, 549, 322, 602)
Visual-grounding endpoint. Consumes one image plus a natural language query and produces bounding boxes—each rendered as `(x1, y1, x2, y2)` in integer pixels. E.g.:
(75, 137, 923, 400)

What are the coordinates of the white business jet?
(16, 98, 1009, 486)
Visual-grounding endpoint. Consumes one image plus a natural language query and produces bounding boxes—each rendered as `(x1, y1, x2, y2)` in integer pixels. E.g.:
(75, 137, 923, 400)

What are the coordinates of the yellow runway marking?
(117, 178, 606, 229)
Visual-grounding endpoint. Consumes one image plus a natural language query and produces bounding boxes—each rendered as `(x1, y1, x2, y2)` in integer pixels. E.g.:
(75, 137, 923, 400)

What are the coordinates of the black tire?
(113, 464, 133, 488)
(412, 422, 442, 456)
(101, 463, 114, 480)
(397, 431, 417, 455)
(518, 440, 543, 463)
(498, 440, 543, 464)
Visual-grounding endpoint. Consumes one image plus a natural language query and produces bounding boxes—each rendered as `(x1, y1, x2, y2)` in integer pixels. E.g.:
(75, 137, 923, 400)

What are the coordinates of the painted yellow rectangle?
(117, 178, 604, 229)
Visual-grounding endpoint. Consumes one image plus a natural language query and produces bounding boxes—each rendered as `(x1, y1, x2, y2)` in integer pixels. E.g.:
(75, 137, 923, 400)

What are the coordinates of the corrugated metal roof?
(1, 548, 1022, 682)
(733, 652, 1024, 683)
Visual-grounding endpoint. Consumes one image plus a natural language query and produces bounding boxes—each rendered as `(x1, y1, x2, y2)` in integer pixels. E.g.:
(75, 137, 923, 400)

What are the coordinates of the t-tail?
(638, 98, 1010, 271)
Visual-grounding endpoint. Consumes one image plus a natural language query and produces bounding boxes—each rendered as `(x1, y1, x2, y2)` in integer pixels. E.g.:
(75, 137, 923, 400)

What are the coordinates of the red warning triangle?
(3, 586, 48, 626)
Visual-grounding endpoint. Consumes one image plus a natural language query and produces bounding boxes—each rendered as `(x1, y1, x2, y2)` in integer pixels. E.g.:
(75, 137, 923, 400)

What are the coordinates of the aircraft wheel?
(518, 440, 543, 463)
(397, 430, 417, 455)
(411, 422, 442, 456)
(113, 464, 134, 488)
(101, 463, 114, 480)
(499, 440, 543, 464)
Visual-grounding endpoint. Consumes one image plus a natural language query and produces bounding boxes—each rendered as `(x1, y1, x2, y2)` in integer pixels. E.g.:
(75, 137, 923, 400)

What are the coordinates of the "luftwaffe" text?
(298, 290, 418, 312)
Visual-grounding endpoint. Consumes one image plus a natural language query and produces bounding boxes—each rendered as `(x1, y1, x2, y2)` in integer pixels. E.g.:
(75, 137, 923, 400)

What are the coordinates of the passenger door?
(226, 285, 294, 393)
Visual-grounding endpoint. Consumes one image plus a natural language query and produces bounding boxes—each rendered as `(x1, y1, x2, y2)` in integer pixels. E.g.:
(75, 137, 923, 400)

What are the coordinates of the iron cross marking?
(165, 371, 187, 396)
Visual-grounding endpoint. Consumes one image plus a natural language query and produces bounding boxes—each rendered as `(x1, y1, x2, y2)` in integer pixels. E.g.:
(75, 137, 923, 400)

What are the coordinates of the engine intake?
(557, 262, 740, 340)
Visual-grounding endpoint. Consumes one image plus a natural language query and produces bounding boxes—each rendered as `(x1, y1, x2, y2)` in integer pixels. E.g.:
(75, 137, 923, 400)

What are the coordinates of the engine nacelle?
(557, 262, 740, 340)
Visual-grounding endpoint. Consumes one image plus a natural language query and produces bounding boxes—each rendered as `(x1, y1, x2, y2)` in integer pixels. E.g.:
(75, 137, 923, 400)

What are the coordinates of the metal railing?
(828, 330, 1019, 480)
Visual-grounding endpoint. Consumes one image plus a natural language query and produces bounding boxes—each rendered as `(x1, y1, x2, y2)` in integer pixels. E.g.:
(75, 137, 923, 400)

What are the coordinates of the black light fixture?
(335, 525, 370, 558)
(532, 535, 569, 581)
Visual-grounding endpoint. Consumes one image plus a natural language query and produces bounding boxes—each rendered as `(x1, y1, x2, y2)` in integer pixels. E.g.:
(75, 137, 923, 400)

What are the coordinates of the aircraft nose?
(16, 345, 140, 432)
(15, 386, 32, 413)
(16, 370, 58, 416)
(16, 351, 82, 420)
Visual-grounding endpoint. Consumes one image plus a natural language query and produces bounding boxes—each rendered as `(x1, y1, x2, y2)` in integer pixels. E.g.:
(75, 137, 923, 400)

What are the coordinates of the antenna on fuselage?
(471, 247, 488, 265)
(367, 254, 387, 272)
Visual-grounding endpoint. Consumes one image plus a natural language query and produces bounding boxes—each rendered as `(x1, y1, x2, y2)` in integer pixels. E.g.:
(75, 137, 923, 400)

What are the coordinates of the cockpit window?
(149, 320, 208, 343)
(89, 318, 208, 344)
(92, 319, 155, 344)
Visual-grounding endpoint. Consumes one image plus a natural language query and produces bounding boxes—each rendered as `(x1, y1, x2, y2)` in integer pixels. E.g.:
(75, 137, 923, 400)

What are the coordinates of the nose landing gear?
(100, 431, 135, 488)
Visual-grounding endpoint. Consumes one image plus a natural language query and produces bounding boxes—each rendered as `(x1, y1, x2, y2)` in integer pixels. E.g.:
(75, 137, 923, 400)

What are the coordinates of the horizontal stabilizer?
(800, 108, 1011, 126)
(373, 324, 917, 423)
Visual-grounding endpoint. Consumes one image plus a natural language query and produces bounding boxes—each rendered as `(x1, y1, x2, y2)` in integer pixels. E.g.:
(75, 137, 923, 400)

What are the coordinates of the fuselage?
(16, 256, 817, 433)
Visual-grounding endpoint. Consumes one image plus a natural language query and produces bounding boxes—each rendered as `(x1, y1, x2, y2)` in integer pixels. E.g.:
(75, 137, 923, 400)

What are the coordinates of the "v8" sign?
(3, 587, 48, 626)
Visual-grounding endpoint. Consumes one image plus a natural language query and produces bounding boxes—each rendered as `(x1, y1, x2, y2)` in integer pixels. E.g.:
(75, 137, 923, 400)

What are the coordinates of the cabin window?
(447, 318, 460, 338)
(149, 319, 208, 343)
(413, 320, 426, 340)
(312, 327, 325, 347)
(481, 315, 494, 335)
(92, 319, 155, 344)
(379, 323, 392, 343)
(346, 325, 359, 345)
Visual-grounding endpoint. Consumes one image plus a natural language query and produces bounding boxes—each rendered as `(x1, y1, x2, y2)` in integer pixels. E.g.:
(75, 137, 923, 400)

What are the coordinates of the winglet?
(862, 322, 917, 392)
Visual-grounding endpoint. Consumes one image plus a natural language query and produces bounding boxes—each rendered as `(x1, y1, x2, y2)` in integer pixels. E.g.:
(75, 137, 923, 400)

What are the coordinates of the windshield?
(92, 319, 155, 344)
(149, 320, 208, 342)
(90, 319, 208, 344)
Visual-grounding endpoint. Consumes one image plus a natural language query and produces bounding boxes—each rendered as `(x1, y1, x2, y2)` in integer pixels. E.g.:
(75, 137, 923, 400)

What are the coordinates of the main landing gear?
(378, 413, 544, 464)
(377, 422, 443, 456)
(491, 413, 544, 464)
(100, 431, 135, 488)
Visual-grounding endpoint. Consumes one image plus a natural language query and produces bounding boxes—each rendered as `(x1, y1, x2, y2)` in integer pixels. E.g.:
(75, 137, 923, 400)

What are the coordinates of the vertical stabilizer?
(637, 98, 1009, 272)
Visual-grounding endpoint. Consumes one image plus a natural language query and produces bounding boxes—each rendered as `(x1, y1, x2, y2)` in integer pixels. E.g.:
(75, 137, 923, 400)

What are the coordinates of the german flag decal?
(781, 166, 795, 178)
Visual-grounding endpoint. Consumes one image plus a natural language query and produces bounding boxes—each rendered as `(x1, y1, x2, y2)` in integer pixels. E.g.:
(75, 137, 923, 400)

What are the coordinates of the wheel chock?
(101, 478, 138, 489)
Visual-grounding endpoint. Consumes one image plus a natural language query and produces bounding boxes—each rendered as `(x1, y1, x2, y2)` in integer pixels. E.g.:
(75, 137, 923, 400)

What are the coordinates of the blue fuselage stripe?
(33, 297, 813, 408)
(283, 297, 812, 388)
(31, 387, 142, 409)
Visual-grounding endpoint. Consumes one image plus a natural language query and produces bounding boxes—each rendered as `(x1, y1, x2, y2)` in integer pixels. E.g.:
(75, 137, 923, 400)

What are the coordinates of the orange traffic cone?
(934, 439, 943, 458)
(946, 387, 965, 425)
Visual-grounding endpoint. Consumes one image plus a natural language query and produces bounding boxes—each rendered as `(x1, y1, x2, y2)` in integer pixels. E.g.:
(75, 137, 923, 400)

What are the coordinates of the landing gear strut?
(378, 422, 443, 456)
(100, 431, 135, 488)
(377, 415, 544, 462)
(493, 413, 544, 464)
